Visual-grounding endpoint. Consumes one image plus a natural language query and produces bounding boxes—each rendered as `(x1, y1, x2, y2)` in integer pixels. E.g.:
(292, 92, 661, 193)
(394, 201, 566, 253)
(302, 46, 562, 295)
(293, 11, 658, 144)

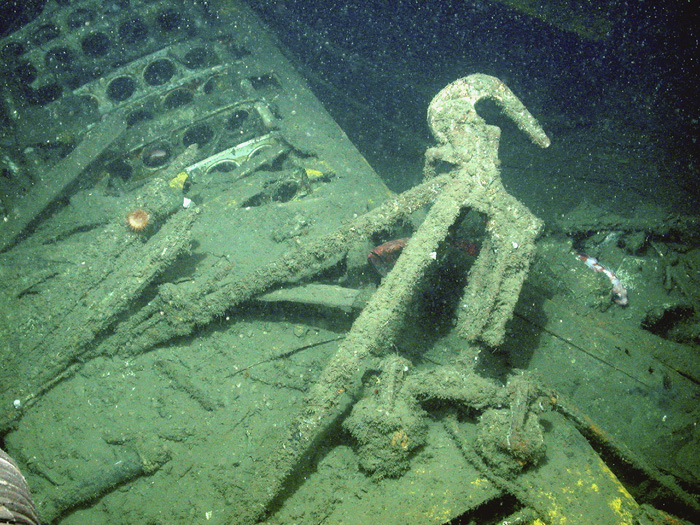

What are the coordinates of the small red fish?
(368, 237, 480, 276)
(450, 238, 480, 257)
(368, 238, 409, 276)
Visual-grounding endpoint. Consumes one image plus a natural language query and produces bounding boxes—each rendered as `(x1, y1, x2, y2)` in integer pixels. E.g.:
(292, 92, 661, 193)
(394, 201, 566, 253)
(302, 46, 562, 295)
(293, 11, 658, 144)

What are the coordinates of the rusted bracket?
(425, 74, 550, 346)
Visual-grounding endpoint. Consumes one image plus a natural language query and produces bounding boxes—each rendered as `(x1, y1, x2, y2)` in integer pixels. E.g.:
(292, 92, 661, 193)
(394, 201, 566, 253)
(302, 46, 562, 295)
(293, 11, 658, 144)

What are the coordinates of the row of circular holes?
(2, 7, 186, 56)
(8, 39, 213, 84)
(106, 50, 217, 102)
(8, 48, 215, 110)
(1, 8, 198, 86)
(123, 74, 224, 126)
(107, 109, 260, 181)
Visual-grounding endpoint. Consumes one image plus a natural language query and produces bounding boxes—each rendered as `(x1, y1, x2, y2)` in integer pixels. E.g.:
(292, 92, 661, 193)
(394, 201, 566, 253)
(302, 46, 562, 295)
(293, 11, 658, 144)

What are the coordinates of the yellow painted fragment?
(304, 168, 324, 180)
(169, 171, 188, 190)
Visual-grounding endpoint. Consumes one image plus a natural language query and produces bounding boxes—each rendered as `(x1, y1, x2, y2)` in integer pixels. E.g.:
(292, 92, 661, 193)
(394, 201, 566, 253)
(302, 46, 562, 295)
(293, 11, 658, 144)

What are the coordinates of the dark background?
(247, 0, 700, 189)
